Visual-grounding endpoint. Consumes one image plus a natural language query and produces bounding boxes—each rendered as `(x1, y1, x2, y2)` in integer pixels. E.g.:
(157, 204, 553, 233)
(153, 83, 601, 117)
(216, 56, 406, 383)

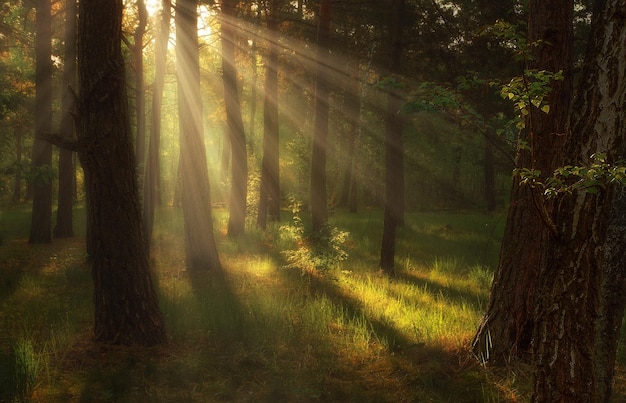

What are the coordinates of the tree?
(29, 0, 53, 244)
(132, 0, 148, 179)
(76, 0, 166, 345)
(54, 0, 77, 239)
(532, 0, 626, 400)
(257, 0, 281, 229)
(221, 0, 248, 237)
(143, 0, 171, 252)
(472, 0, 574, 364)
(379, 0, 405, 275)
(176, 0, 222, 270)
(310, 0, 331, 233)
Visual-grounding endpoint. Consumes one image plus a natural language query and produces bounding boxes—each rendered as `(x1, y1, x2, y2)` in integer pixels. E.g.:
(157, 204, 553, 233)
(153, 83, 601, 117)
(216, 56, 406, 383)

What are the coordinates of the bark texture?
(77, 0, 166, 345)
(533, 1, 626, 400)
(472, 0, 573, 364)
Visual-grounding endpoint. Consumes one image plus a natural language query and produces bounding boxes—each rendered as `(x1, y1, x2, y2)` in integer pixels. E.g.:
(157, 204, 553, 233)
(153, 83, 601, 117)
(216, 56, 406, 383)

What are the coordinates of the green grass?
(0, 204, 622, 401)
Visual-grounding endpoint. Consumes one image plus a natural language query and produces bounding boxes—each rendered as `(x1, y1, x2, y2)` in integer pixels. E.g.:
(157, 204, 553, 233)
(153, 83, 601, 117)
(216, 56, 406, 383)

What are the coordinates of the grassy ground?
(0, 205, 623, 402)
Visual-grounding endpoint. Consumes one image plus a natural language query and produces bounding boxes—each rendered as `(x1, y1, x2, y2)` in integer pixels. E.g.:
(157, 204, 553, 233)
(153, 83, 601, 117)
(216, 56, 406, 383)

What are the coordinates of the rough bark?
(133, 0, 148, 180)
(257, 0, 280, 229)
(310, 0, 331, 233)
(471, 0, 573, 364)
(176, 0, 222, 270)
(379, 0, 405, 275)
(221, 0, 248, 237)
(533, 1, 626, 400)
(29, 0, 53, 244)
(54, 0, 76, 239)
(143, 0, 170, 252)
(77, 0, 166, 345)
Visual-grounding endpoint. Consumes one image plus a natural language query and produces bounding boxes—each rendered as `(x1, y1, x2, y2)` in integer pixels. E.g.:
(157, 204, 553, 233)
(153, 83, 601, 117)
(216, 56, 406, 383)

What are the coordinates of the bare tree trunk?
(257, 0, 280, 229)
(310, 0, 331, 233)
(133, 0, 148, 182)
(533, 1, 626, 400)
(29, 0, 53, 244)
(54, 0, 76, 238)
(77, 0, 166, 345)
(143, 0, 170, 252)
(221, 0, 248, 237)
(472, 0, 573, 364)
(379, 0, 405, 275)
(176, 0, 222, 270)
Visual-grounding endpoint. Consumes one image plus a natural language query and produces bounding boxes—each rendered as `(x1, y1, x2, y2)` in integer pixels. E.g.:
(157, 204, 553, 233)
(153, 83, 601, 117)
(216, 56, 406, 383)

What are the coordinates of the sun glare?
(145, 0, 161, 17)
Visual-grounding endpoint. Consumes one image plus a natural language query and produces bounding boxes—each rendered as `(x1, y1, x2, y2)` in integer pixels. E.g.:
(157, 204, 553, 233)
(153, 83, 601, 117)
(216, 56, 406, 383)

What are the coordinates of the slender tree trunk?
(221, 0, 248, 237)
(143, 0, 170, 252)
(176, 0, 222, 270)
(310, 0, 331, 233)
(472, 0, 573, 364)
(13, 132, 22, 204)
(338, 62, 359, 209)
(379, 0, 405, 275)
(29, 0, 53, 244)
(134, 0, 148, 181)
(77, 0, 166, 345)
(54, 0, 76, 238)
(533, 1, 626, 400)
(257, 0, 280, 229)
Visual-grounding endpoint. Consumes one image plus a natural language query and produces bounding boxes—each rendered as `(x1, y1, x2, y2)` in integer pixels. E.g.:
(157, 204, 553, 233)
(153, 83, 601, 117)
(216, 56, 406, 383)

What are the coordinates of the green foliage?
(516, 153, 626, 197)
(279, 196, 349, 272)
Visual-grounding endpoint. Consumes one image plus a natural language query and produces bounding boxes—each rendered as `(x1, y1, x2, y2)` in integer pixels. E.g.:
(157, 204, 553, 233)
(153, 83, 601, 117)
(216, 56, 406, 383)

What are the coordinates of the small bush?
(280, 197, 349, 272)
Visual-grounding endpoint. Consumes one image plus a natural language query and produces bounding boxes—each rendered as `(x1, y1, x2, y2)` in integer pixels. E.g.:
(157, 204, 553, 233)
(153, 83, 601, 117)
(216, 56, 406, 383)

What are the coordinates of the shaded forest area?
(1, 0, 626, 401)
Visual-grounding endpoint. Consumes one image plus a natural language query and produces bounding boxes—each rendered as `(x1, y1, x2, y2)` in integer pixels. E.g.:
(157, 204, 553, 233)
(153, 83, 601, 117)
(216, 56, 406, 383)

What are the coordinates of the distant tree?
(143, 0, 171, 252)
(29, 0, 53, 244)
(176, 0, 222, 269)
(221, 0, 248, 237)
(379, 0, 405, 275)
(54, 0, 77, 239)
(310, 0, 331, 233)
(132, 0, 148, 179)
(257, 0, 281, 229)
(76, 0, 166, 345)
(532, 1, 626, 400)
(472, 0, 573, 364)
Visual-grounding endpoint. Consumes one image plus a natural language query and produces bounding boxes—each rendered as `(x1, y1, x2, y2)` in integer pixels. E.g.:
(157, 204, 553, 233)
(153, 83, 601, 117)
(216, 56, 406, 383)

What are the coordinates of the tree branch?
(38, 132, 82, 152)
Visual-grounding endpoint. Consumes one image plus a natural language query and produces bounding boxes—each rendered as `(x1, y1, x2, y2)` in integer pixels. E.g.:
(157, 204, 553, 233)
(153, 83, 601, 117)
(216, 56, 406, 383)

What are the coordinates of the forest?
(0, 0, 625, 401)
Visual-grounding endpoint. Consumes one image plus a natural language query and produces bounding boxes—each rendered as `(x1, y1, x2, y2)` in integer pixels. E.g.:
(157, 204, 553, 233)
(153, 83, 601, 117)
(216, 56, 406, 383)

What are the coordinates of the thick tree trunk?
(176, 0, 222, 270)
(533, 1, 626, 400)
(310, 0, 331, 233)
(257, 0, 280, 229)
(54, 0, 76, 239)
(221, 0, 248, 237)
(77, 0, 166, 345)
(29, 0, 53, 244)
(471, 0, 573, 364)
(143, 0, 170, 251)
(379, 0, 405, 275)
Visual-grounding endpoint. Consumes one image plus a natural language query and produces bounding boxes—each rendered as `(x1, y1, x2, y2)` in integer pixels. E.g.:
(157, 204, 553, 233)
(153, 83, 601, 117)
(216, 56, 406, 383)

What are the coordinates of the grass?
(0, 204, 623, 402)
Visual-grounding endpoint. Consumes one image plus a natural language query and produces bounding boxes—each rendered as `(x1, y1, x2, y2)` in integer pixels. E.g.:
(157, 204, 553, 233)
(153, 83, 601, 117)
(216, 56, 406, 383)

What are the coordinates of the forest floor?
(1, 206, 625, 402)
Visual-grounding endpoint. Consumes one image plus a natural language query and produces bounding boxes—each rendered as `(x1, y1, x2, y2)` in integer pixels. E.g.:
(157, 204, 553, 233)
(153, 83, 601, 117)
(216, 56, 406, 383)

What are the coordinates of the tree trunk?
(54, 0, 76, 239)
(143, 0, 170, 252)
(133, 0, 148, 181)
(379, 0, 405, 275)
(310, 0, 331, 233)
(29, 0, 53, 244)
(77, 0, 166, 345)
(257, 0, 280, 229)
(483, 138, 496, 212)
(221, 0, 248, 237)
(533, 1, 626, 400)
(338, 61, 359, 210)
(471, 0, 573, 364)
(176, 0, 222, 270)
(12, 132, 22, 204)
